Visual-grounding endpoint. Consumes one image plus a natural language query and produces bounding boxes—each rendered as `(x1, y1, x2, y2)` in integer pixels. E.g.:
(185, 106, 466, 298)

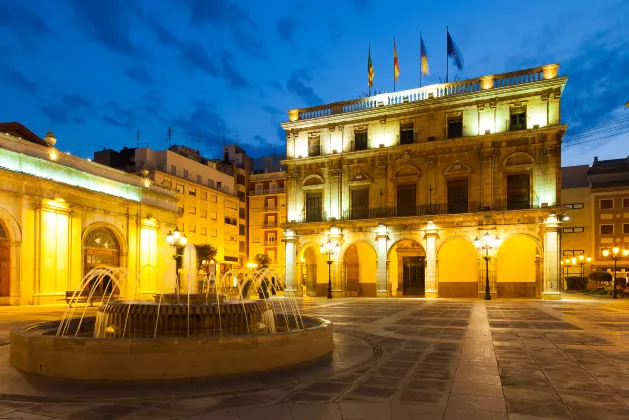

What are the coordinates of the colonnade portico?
(284, 215, 563, 300)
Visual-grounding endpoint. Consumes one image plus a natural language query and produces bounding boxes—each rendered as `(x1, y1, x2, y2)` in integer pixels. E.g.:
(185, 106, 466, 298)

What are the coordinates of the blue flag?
(446, 30, 464, 70)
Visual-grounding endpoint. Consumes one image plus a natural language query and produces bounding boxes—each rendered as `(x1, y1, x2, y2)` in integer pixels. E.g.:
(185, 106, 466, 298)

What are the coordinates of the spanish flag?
(393, 38, 400, 82)
(420, 36, 429, 75)
(368, 44, 374, 88)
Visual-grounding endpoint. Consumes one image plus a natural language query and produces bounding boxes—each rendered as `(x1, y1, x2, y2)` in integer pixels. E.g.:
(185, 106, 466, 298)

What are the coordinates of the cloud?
(41, 94, 92, 124)
(173, 100, 233, 139)
(70, 0, 140, 57)
(142, 90, 167, 123)
(125, 66, 156, 85)
(220, 50, 249, 87)
(277, 17, 295, 45)
(286, 69, 323, 106)
(0, 2, 53, 49)
(0, 67, 39, 95)
(101, 101, 135, 129)
(262, 105, 283, 116)
(230, 30, 266, 60)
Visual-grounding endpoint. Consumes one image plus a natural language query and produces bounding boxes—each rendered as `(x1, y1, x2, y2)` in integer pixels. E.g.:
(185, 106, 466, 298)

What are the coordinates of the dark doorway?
(402, 256, 425, 296)
(305, 192, 323, 222)
(351, 188, 369, 219)
(397, 184, 416, 216)
(447, 179, 469, 214)
(506, 174, 531, 210)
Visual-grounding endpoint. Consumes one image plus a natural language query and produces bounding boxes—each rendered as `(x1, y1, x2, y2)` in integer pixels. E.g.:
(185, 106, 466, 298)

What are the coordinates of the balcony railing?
(263, 241, 278, 246)
(264, 222, 278, 228)
(250, 188, 286, 196)
(288, 64, 559, 122)
(265, 205, 277, 211)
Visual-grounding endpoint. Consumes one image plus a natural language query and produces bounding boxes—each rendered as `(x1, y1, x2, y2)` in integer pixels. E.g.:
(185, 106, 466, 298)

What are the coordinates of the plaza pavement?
(1, 296, 629, 419)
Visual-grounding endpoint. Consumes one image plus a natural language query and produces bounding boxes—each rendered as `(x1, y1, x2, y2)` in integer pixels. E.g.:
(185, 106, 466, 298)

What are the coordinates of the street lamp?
(166, 228, 188, 291)
(320, 238, 340, 299)
(474, 232, 500, 300)
(602, 247, 629, 299)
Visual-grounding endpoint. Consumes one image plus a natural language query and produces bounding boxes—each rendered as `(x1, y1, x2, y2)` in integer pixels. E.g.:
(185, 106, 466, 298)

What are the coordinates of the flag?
(420, 36, 429, 75)
(394, 39, 400, 82)
(368, 44, 374, 88)
(446, 30, 464, 70)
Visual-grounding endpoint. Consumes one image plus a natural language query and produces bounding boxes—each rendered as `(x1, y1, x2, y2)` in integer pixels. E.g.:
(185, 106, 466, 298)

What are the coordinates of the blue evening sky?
(0, 0, 627, 167)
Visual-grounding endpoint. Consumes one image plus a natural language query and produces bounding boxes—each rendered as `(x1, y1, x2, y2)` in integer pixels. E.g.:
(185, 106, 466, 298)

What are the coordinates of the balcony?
(264, 222, 278, 228)
(287, 64, 560, 122)
(250, 188, 286, 196)
(263, 241, 278, 246)
(264, 205, 277, 211)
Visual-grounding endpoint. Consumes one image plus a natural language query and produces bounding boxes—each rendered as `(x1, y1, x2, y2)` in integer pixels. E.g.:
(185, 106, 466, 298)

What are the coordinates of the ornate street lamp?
(320, 238, 340, 300)
(602, 247, 629, 299)
(474, 232, 500, 300)
(166, 228, 188, 291)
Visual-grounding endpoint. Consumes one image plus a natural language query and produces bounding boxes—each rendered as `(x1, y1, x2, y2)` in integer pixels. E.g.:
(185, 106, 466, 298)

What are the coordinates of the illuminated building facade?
(0, 127, 179, 305)
(248, 169, 287, 275)
(282, 64, 567, 299)
(94, 145, 243, 272)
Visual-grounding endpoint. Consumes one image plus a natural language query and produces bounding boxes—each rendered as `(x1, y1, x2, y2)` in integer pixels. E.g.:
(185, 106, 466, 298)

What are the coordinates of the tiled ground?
(2, 298, 629, 419)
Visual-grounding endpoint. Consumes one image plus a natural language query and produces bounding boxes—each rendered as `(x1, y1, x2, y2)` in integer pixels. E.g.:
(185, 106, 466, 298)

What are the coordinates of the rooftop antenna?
(136, 129, 140, 148)
(167, 127, 173, 148)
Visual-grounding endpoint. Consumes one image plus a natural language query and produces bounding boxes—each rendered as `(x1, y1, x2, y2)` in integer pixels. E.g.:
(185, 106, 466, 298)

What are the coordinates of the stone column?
(375, 225, 389, 298)
(542, 214, 562, 300)
(284, 229, 298, 294)
(424, 222, 438, 299)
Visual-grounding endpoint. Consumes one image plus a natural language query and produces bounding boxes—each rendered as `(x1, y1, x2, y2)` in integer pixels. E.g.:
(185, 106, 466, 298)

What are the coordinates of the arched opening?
(297, 244, 330, 297)
(438, 237, 479, 297)
(83, 228, 121, 295)
(496, 235, 540, 298)
(388, 239, 426, 296)
(343, 242, 377, 297)
(0, 221, 10, 297)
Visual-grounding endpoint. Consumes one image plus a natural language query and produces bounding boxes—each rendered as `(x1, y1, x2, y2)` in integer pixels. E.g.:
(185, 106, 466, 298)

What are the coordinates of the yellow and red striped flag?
(368, 44, 374, 88)
(420, 35, 429, 75)
(394, 39, 400, 82)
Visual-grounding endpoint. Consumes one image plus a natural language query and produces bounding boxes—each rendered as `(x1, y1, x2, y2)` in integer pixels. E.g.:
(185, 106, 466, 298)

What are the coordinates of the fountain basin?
(10, 316, 332, 380)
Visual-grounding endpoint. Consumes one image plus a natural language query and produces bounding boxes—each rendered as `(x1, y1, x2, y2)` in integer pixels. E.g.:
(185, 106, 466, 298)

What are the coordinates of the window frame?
(600, 224, 614, 235)
(600, 199, 614, 210)
(509, 108, 527, 131)
(563, 227, 585, 233)
(564, 203, 584, 209)
(446, 116, 463, 139)
(353, 131, 368, 151)
(623, 198, 629, 208)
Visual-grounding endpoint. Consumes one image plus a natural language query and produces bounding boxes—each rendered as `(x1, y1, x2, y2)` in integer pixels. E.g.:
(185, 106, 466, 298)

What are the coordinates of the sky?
(0, 0, 628, 166)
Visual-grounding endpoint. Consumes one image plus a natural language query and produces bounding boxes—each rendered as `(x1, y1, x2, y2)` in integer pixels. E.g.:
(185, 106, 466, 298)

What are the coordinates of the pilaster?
(542, 214, 562, 300)
(283, 229, 298, 293)
(424, 221, 438, 299)
(375, 225, 389, 297)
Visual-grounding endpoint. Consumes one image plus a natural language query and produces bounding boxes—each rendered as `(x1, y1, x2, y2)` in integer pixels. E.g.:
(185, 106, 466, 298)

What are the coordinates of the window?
(200, 209, 207, 218)
(170, 165, 177, 175)
(400, 124, 414, 145)
(237, 174, 246, 185)
(305, 192, 323, 222)
(239, 241, 246, 252)
(600, 224, 614, 234)
(624, 224, 629, 234)
(210, 211, 217, 220)
(197, 175, 202, 183)
(600, 199, 613, 209)
(269, 182, 277, 193)
(255, 183, 263, 193)
(624, 198, 629, 208)
(506, 174, 531, 210)
(564, 203, 584, 209)
(448, 179, 469, 214)
(189, 206, 196, 214)
(354, 131, 368, 151)
(162, 179, 172, 188)
(189, 188, 197, 197)
(510, 108, 527, 131)
(211, 229, 217, 237)
(350, 188, 369, 219)
(239, 224, 245, 235)
(563, 227, 584, 233)
(183, 169, 189, 179)
(210, 194, 217, 204)
(308, 135, 321, 157)
(189, 225, 196, 233)
(201, 191, 207, 200)
(267, 232, 276, 244)
(176, 183, 184, 194)
(397, 184, 416, 216)
(563, 250, 585, 256)
(447, 116, 463, 139)
(208, 179, 215, 188)
(239, 208, 246, 219)
(200, 227, 207, 236)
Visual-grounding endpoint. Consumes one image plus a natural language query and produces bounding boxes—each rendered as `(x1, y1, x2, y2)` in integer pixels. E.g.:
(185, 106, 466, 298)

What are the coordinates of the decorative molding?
(443, 160, 473, 177)
(541, 92, 550, 102)
(502, 152, 535, 171)
(301, 174, 325, 190)
(446, 110, 462, 118)
(489, 101, 497, 110)
(477, 103, 486, 112)
(400, 118, 414, 125)
(348, 167, 373, 186)
(308, 131, 320, 138)
(354, 125, 367, 132)
(396, 151, 411, 167)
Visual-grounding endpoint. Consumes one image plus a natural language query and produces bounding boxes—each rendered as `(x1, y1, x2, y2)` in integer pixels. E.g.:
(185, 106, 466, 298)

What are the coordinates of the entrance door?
(0, 223, 9, 297)
(507, 174, 531, 210)
(447, 179, 469, 214)
(402, 256, 425, 296)
(305, 192, 323, 222)
(351, 188, 369, 219)
(306, 264, 317, 296)
(397, 184, 416, 216)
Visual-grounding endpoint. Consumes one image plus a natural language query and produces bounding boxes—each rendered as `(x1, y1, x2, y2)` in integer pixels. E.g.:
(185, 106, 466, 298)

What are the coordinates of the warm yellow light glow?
(180, 235, 188, 246)
(565, 258, 571, 264)
(142, 178, 151, 188)
(560, 261, 564, 265)
(48, 148, 58, 161)
(166, 231, 174, 244)
(173, 229, 181, 240)
(603, 249, 610, 257)
(571, 257, 577, 265)
(300, 256, 306, 263)
(586, 256, 592, 263)
(623, 249, 629, 257)
(246, 262, 258, 269)
(613, 246, 620, 255)
(578, 255, 584, 262)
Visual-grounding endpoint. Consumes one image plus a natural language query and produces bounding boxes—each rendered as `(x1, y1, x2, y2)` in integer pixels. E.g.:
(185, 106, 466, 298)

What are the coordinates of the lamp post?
(474, 232, 500, 300)
(166, 228, 188, 291)
(602, 247, 629, 299)
(320, 238, 340, 299)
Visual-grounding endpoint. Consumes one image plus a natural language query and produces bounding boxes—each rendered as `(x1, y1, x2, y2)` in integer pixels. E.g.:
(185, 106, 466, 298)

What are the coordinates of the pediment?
(348, 167, 373, 185)
(394, 164, 421, 178)
(302, 174, 325, 190)
(503, 152, 535, 171)
(443, 160, 472, 177)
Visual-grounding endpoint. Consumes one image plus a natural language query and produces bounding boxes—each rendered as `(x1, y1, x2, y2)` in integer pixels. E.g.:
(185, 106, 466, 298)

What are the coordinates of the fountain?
(10, 245, 333, 380)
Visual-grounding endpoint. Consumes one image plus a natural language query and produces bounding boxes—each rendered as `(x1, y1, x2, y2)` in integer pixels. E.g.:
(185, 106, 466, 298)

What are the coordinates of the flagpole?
(446, 26, 449, 83)
(420, 32, 422, 88)
(393, 37, 396, 93)
(369, 43, 371, 97)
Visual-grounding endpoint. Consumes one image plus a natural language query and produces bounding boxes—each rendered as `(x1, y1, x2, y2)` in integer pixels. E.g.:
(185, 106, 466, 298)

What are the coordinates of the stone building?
(0, 125, 179, 305)
(281, 64, 567, 299)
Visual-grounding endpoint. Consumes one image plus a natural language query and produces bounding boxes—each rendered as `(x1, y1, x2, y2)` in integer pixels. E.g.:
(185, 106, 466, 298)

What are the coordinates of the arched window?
(84, 228, 120, 274)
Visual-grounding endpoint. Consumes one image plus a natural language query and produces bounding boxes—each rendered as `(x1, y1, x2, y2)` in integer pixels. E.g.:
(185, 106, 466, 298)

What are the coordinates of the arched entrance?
(496, 235, 541, 298)
(388, 240, 426, 296)
(343, 242, 377, 297)
(84, 228, 121, 294)
(438, 237, 479, 297)
(301, 245, 319, 296)
(0, 221, 10, 297)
